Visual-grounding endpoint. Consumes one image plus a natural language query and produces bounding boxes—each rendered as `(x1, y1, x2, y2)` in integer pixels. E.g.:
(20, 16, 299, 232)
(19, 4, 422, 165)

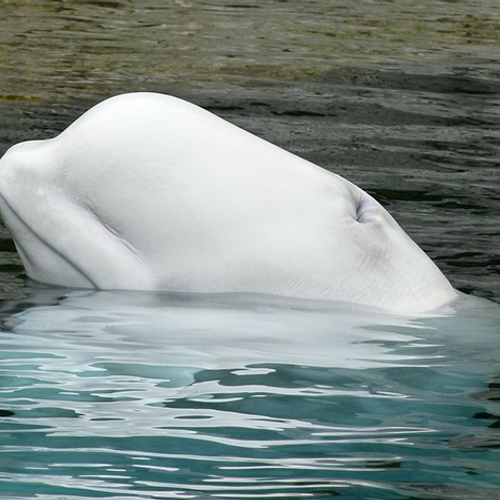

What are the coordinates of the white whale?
(0, 92, 456, 313)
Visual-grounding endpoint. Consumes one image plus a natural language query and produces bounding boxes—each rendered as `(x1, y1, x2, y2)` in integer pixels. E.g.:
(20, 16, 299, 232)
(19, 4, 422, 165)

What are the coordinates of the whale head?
(0, 92, 457, 313)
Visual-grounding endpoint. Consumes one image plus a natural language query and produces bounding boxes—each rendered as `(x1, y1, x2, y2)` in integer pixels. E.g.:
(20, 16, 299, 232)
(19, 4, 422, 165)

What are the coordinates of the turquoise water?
(0, 291, 499, 499)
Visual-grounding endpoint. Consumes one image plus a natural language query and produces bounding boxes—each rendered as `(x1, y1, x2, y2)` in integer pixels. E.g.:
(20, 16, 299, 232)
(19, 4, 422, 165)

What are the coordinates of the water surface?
(0, 1, 499, 498)
(1, 290, 500, 499)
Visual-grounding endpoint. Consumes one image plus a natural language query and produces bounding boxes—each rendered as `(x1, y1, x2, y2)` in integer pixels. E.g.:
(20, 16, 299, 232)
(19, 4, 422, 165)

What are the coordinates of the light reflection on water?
(0, 290, 499, 499)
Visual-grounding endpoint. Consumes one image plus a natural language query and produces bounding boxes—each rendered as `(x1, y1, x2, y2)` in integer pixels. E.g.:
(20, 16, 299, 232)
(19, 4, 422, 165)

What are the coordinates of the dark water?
(0, 1, 500, 499)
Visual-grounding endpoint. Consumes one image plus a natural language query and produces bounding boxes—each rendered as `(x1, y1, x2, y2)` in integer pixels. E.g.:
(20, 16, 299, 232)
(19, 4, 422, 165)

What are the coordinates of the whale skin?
(0, 92, 456, 313)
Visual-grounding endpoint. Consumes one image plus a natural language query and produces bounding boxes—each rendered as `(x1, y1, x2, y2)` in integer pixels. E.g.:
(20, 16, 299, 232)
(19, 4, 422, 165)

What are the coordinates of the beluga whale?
(0, 92, 456, 313)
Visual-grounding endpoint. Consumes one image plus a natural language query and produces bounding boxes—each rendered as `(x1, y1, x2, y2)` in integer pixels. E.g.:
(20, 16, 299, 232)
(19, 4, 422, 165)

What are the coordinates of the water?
(0, 291, 499, 499)
(0, 1, 500, 498)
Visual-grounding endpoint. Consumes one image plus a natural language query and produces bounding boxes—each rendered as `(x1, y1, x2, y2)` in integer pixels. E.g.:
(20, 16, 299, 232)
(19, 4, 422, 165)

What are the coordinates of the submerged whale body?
(0, 92, 456, 313)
